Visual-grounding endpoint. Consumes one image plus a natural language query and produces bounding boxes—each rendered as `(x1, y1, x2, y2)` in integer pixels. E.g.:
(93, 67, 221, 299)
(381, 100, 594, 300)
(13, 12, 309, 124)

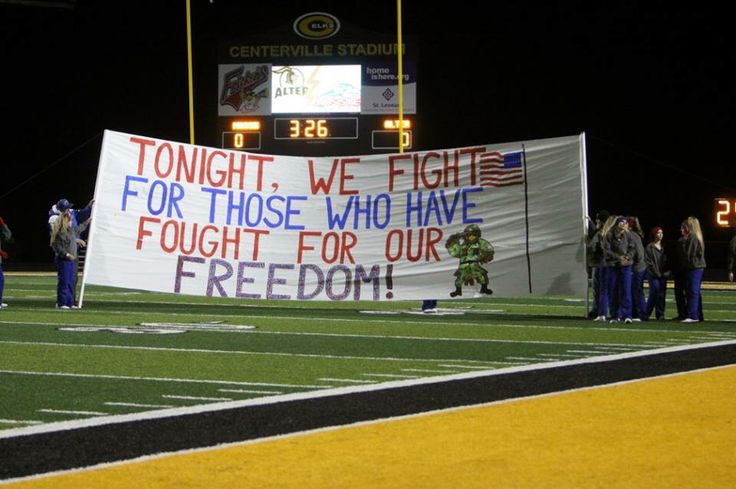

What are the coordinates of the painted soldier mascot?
(446, 224, 495, 297)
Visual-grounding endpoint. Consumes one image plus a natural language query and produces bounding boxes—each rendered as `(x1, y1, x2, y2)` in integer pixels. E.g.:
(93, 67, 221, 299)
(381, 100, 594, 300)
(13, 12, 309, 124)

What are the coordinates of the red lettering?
(243, 229, 269, 260)
(338, 158, 359, 195)
(297, 231, 322, 263)
(136, 216, 160, 250)
(130, 136, 156, 175)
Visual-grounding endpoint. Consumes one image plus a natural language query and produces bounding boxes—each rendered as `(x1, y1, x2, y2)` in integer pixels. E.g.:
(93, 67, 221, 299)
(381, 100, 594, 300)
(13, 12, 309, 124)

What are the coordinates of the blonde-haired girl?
(676, 216, 706, 322)
(49, 208, 84, 309)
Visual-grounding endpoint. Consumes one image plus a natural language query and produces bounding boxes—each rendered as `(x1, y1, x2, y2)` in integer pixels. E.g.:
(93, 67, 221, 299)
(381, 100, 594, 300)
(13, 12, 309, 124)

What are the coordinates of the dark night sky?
(1, 0, 734, 269)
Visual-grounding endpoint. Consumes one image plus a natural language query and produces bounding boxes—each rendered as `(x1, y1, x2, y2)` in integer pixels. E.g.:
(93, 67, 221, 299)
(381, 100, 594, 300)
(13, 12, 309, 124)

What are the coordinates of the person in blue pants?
(48, 198, 92, 307)
(421, 299, 438, 313)
(644, 227, 668, 320)
(676, 217, 706, 323)
(49, 201, 85, 309)
(604, 216, 635, 323)
(422, 299, 437, 314)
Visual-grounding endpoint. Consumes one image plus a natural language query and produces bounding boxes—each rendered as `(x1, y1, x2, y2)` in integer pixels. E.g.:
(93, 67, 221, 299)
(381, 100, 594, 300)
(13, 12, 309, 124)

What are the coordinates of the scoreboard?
(216, 12, 417, 156)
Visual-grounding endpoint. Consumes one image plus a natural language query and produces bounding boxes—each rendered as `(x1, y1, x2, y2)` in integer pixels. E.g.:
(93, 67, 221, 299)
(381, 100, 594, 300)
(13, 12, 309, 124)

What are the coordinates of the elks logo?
(272, 66, 308, 98)
(219, 64, 269, 113)
(293, 12, 340, 40)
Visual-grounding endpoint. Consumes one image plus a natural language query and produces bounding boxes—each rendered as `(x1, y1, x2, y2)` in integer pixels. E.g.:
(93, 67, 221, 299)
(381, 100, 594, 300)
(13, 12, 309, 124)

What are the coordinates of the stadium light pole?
(396, 0, 404, 153)
(185, 0, 196, 144)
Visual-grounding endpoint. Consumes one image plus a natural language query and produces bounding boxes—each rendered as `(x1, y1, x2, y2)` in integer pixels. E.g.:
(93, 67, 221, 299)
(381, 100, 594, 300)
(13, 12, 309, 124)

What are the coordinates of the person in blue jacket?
(48, 198, 93, 234)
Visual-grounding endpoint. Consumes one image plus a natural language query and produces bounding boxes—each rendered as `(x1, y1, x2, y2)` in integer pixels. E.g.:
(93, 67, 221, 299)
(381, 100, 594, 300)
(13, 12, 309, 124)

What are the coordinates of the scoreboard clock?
(273, 117, 358, 140)
(714, 198, 736, 227)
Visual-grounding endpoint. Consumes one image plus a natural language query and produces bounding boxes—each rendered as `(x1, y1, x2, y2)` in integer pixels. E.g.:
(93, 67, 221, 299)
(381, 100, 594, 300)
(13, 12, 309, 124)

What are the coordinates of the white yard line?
(401, 368, 457, 374)
(217, 389, 283, 394)
(0, 419, 43, 425)
(38, 409, 108, 416)
(162, 395, 232, 402)
(318, 378, 376, 384)
(104, 402, 175, 409)
(437, 364, 498, 369)
(0, 369, 333, 389)
(0, 340, 527, 363)
(362, 373, 419, 379)
(6, 316, 731, 336)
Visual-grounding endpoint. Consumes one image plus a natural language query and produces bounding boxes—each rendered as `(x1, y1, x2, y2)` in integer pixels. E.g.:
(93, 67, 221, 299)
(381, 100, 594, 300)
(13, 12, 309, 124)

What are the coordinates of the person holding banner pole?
(592, 214, 616, 321)
(586, 209, 609, 319)
(48, 198, 92, 307)
(49, 202, 86, 309)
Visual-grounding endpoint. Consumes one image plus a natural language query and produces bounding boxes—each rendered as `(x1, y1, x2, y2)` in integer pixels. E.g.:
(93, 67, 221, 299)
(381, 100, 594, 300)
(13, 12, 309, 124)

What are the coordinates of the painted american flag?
(479, 150, 524, 187)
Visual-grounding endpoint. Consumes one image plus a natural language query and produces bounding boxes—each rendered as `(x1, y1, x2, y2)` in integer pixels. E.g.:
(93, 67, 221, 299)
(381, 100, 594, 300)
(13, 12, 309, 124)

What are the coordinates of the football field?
(1, 273, 735, 485)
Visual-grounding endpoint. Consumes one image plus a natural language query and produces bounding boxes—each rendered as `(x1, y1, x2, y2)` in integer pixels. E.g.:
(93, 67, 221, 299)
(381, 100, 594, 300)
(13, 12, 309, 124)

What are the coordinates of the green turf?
(1, 274, 734, 430)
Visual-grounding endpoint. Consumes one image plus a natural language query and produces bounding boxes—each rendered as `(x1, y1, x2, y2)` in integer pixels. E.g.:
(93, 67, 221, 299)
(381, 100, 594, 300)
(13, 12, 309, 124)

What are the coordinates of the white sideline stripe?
(218, 389, 282, 395)
(162, 395, 232, 402)
(0, 341, 732, 477)
(38, 409, 108, 416)
(104, 402, 175, 409)
(0, 369, 333, 389)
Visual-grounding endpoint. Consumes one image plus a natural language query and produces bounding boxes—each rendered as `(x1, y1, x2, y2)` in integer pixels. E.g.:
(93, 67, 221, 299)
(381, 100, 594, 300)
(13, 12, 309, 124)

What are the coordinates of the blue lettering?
(121, 175, 148, 211)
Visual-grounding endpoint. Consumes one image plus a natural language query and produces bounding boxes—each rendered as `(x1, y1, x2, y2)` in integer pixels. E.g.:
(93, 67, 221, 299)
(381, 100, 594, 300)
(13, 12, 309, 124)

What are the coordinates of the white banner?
(83, 131, 587, 301)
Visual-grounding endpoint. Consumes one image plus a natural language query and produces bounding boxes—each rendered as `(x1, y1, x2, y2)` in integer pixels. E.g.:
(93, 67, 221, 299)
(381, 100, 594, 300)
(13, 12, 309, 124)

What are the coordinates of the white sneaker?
(609, 318, 620, 323)
(0, 303, 7, 309)
(631, 318, 642, 322)
(423, 308, 438, 314)
(58, 305, 71, 310)
(593, 315, 607, 322)
(681, 318, 699, 323)
(624, 318, 633, 324)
